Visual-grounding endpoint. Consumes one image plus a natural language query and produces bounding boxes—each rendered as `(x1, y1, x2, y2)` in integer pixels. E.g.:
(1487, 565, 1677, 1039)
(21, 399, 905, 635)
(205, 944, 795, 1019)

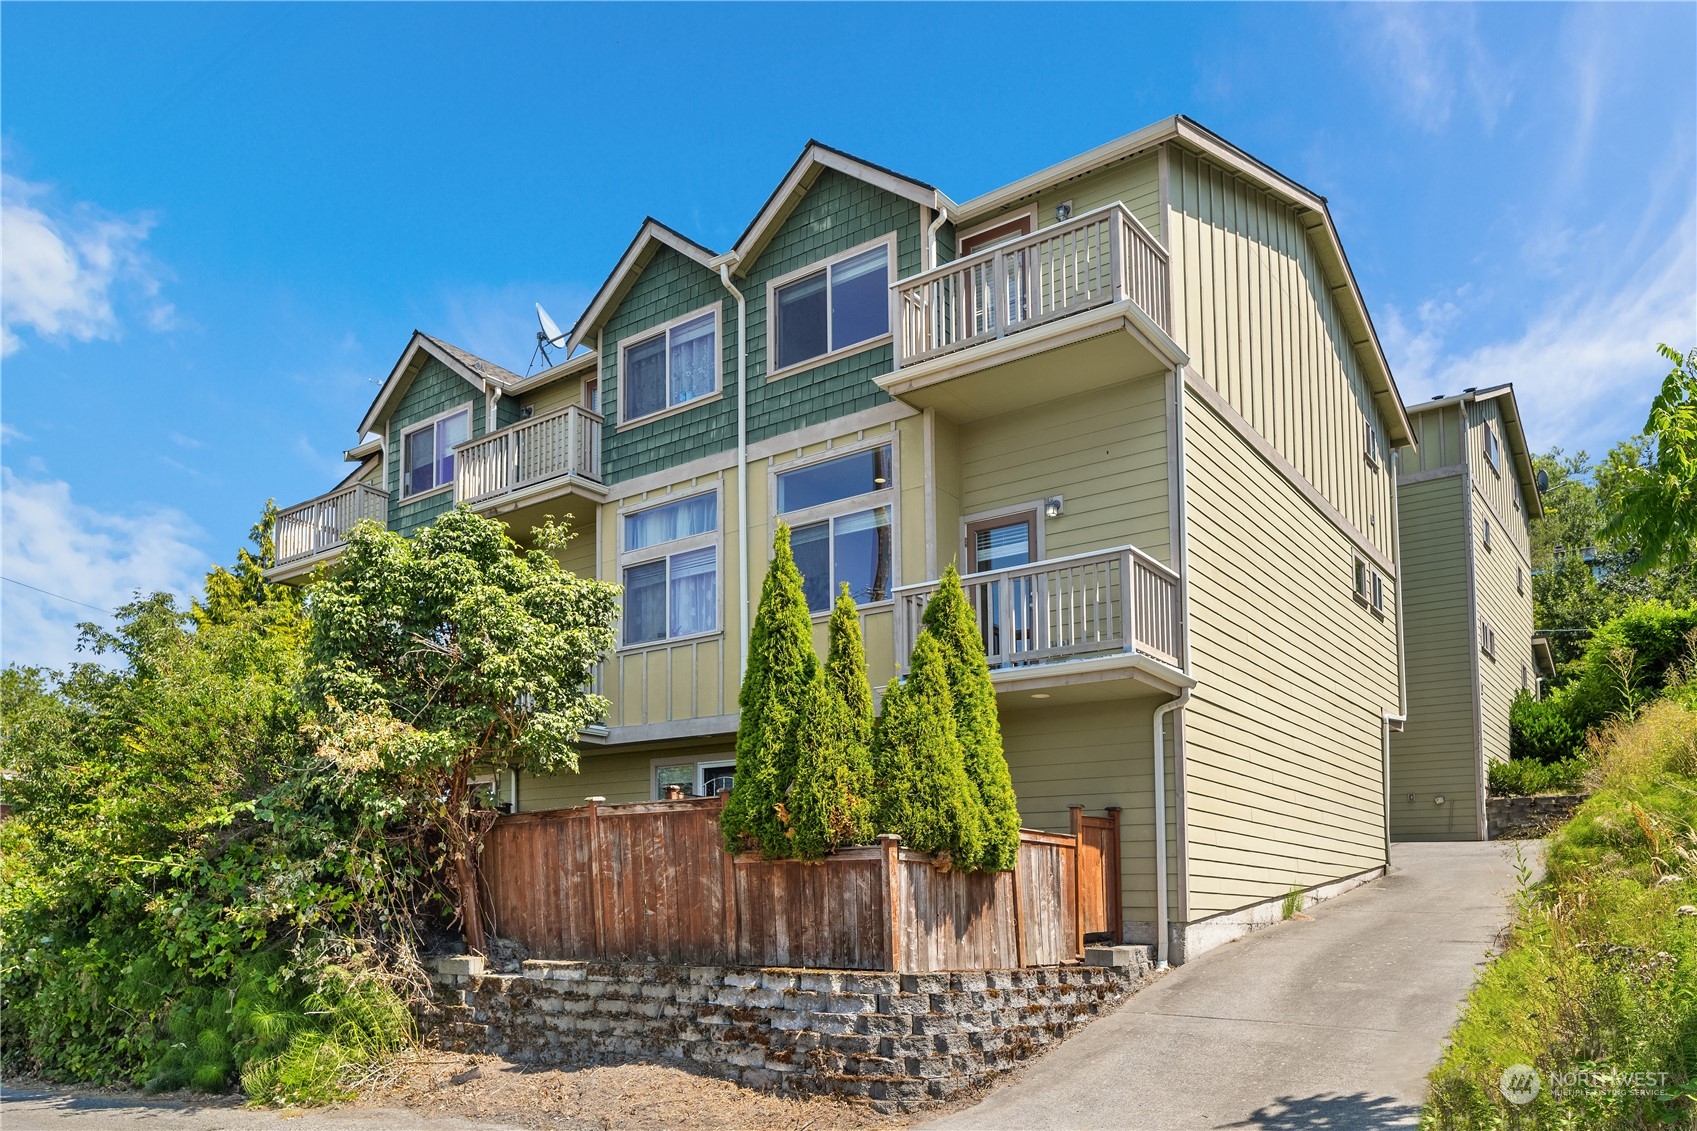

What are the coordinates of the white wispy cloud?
(0, 173, 174, 356)
(1357, 5, 1513, 132)
(0, 467, 207, 671)
(1382, 203, 1697, 457)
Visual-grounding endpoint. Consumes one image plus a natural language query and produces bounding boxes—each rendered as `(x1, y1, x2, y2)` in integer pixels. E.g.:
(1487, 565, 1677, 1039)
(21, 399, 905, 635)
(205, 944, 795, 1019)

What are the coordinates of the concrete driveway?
(926, 840, 1530, 1131)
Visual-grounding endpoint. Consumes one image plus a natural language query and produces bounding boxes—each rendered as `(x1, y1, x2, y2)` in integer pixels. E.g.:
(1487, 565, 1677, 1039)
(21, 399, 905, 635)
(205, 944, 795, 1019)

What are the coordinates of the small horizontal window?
(777, 445, 892, 513)
(626, 493, 716, 552)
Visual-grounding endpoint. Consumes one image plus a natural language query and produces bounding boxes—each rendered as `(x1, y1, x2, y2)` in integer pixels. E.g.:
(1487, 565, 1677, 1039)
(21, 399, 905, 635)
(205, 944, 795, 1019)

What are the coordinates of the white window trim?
(1482, 517, 1493, 551)
(765, 233, 898, 382)
(1363, 418, 1381, 470)
(1481, 619, 1498, 661)
(1484, 423, 1503, 476)
(615, 303, 723, 429)
(954, 208, 1037, 254)
(771, 435, 900, 617)
(396, 402, 474, 501)
(649, 753, 736, 800)
(960, 500, 1049, 573)
(617, 487, 723, 652)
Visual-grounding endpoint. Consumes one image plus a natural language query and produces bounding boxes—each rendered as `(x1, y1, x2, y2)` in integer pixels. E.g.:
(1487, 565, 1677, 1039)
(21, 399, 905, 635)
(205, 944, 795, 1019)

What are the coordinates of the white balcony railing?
(274, 482, 388, 566)
(893, 201, 1170, 368)
(894, 545, 1181, 673)
(455, 405, 602, 506)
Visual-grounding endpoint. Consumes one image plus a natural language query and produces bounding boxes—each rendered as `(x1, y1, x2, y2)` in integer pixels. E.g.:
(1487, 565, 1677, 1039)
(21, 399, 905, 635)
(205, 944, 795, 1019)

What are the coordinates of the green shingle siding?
(598, 170, 923, 483)
(384, 357, 486, 537)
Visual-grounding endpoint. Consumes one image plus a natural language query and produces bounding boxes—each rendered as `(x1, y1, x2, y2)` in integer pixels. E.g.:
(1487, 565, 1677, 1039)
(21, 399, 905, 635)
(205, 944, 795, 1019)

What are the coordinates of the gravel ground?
(3, 1052, 909, 1131)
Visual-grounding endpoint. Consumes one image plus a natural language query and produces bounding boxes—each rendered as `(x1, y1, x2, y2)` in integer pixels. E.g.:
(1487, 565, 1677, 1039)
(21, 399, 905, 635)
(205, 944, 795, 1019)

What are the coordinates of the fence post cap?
(876, 833, 901, 844)
(584, 796, 606, 803)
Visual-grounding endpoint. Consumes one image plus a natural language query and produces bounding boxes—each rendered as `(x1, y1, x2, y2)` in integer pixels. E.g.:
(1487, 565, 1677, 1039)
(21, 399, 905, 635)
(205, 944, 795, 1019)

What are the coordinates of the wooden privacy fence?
(480, 796, 1121, 972)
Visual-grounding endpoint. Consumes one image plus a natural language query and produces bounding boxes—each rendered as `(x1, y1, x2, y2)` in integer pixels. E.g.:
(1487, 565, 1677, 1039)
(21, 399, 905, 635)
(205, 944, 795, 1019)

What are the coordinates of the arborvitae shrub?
(721, 524, 818, 858)
(919, 565, 1022, 871)
(787, 585, 876, 859)
(871, 633, 987, 867)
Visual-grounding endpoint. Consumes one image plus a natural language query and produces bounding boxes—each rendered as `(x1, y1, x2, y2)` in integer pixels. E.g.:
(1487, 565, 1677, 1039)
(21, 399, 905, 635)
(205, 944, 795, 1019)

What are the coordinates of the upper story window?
(771, 241, 892, 374)
(1483, 424, 1502, 475)
(621, 491, 718, 646)
(622, 308, 718, 424)
(1480, 618, 1498, 661)
(1363, 419, 1382, 470)
(401, 407, 470, 498)
(777, 444, 893, 612)
(1482, 517, 1493, 551)
(1352, 554, 1385, 618)
(584, 377, 600, 414)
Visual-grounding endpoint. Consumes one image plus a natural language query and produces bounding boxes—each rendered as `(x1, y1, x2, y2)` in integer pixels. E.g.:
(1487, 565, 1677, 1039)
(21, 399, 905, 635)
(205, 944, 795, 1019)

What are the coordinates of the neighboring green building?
(1391, 384, 1548, 841)
(271, 117, 1421, 964)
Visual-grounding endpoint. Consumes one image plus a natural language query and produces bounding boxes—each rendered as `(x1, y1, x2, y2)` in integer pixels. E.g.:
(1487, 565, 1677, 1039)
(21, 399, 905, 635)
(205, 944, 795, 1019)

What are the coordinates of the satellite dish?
(528, 303, 571, 374)
(1536, 469, 1550, 493)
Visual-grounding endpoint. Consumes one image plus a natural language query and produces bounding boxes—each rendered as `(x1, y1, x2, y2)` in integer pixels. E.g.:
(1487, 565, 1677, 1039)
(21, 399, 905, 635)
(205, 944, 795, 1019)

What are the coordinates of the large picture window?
(772, 243, 891, 373)
(622, 309, 718, 424)
(777, 445, 893, 612)
(400, 408, 469, 498)
(621, 492, 718, 646)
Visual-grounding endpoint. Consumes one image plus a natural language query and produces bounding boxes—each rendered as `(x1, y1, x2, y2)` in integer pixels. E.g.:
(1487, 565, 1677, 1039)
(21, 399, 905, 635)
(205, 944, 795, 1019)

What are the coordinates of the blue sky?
(3, 2, 1693, 668)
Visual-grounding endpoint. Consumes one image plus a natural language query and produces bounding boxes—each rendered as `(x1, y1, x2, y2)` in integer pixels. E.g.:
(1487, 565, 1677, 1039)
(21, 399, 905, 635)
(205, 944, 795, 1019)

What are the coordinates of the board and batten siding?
(520, 374, 588, 419)
(1181, 393, 1398, 918)
(1167, 146, 1395, 567)
(1467, 397, 1531, 560)
(954, 379, 1172, 568)
(385, 357, 488, 538)
(1405, 402, 1465, 474)
(965, 152, 1162, 245)
(1472, 454, 1536, 775)
(1389, 473, 1481, 840)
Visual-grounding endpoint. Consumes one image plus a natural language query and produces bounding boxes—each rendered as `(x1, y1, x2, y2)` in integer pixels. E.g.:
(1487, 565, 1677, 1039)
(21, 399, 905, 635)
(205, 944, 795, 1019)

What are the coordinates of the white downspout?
(927, 194, 950, 270)
(1384, 447, 1410, 867)
(718, 261, 751, 677)
(1151, 364, 1197, 971)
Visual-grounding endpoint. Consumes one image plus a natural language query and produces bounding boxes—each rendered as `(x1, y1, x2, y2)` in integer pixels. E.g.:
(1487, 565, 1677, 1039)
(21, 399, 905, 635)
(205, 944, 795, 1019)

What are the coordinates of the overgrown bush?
(1423, 700, 1697, 1129)
(1487, 756, 1590, 797)
(1509, 690, 1582, 763)
(1561, 603, 1697, 730)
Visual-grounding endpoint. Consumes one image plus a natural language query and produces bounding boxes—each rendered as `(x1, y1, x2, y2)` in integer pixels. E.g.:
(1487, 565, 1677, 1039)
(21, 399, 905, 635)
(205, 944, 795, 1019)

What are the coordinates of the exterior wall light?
(1044, 496, 1064, 519)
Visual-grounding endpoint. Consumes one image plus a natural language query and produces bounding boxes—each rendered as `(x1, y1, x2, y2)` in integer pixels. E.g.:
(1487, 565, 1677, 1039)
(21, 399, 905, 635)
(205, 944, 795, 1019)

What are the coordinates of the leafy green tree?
(304, 505, 618, 952)
(1603, 344, 1697, 570)
(194, 501, 302, 633)
(917, 565, 1021, 871)
(722, 523, 818, 858)
(871, 632, 987, 867)
(786, 585, 875, 859)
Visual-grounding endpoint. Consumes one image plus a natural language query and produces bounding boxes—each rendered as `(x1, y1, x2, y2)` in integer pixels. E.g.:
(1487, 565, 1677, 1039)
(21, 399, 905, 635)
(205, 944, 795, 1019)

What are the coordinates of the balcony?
(881, 203, 1182, 423)
(454, 405, 605, 513)
(270, 482, 388, 579)
(894, 545, 1183, 691)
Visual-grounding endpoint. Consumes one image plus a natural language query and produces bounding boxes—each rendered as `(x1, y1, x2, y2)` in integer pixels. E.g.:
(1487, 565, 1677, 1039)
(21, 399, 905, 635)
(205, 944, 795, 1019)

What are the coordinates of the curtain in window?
(830, 246, 889, 350)
(775, 272, 828, 370)
(669, 314, 716, 405)
(625, 336, 667, 420)
(623, 559, 667, 644)
(668, 547, 717, 637)
(405, 428, 435, 495)
(834, 507, 892, 605)
(626, 493, 716, 551)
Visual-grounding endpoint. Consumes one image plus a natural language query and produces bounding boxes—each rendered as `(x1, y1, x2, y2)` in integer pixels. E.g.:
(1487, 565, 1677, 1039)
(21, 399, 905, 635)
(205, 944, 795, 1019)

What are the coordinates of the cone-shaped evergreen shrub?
(920, 564, 1022, 871)
(721, 523, 819, 857)
(787, 585, 877, 859)
(871, 633, 987, 866)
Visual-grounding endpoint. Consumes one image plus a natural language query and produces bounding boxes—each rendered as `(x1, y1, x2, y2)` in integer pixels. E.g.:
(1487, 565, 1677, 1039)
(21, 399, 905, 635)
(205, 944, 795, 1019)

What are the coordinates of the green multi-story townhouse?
(271, 116, 1417, 963)
(1391, 385, 1550, 841)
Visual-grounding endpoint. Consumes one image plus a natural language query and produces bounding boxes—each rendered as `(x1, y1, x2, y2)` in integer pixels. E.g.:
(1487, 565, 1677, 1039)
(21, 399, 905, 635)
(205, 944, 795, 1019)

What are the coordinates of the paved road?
(926, 840, 1530, 1131)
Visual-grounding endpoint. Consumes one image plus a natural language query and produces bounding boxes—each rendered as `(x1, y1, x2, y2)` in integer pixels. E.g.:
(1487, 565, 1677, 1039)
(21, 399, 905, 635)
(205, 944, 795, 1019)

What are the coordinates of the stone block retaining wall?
(426, 950, 1153, 1111)
(1487, 792, 1587, 839)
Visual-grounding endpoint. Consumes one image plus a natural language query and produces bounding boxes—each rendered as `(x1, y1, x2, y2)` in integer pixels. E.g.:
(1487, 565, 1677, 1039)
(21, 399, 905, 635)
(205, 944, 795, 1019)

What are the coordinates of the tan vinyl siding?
(1168, 145, 1394, 565)
(1181, 392, 1398, 917)
(965, 152, 1162, 249)
(1473, 475, 1535, 772)
(1390, 473, 1481, 839)
(1001, 697, 1166, 939)
(955, 379, 1171, 568)
(1406, 403, 1465, 473)
(520, 375, 587, 418)
(1468, 398, 1530, 559)
(518, 748, 680, 811)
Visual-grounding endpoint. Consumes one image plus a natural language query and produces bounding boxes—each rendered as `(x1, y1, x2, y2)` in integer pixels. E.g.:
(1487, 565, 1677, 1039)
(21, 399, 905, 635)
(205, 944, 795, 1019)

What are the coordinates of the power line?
(0, 576, 113, 615)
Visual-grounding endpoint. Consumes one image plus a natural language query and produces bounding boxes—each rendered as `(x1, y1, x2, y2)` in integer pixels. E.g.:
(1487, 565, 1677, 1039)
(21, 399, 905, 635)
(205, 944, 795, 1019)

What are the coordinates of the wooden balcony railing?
(894, 545, 1181, 673)
(274, 482, 388, 566)
(455, 405, 602, 506)
(892, 201, 1170, 368)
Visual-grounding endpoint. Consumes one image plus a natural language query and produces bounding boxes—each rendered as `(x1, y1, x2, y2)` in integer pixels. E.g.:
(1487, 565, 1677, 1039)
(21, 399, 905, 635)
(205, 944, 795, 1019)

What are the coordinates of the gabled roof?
(357, 331, 524, 436)
(566, 142, 948, 352)
(1410, 383, 1544, 519)
(565, 219, 719, 353)
(954, 115, 1414, 449)
(728, 140, 949, 270)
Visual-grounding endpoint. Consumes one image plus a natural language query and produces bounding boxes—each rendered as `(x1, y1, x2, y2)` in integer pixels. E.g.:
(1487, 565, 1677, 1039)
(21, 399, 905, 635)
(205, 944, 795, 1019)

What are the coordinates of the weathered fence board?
(481, 796, 1119, 972)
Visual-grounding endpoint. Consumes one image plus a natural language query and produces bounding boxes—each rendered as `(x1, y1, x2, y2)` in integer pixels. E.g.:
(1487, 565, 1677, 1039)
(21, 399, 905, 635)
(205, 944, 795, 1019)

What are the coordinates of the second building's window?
(773, 244, 890, 373)
(622, 492, 718, 645)
(623, 309, 718, 423)
(777, 445, 893, 612)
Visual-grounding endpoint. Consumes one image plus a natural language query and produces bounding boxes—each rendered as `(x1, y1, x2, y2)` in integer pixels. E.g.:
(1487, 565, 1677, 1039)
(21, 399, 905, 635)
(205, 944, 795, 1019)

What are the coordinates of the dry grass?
(361, 1050, 911, 1131)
